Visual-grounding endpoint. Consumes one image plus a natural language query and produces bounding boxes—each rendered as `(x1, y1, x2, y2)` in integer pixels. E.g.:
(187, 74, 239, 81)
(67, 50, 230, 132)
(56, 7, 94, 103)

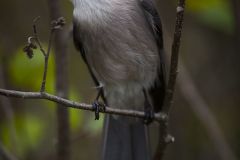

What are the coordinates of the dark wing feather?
(140, 0, 166, 112)
(73, 21, 107, 103)
(73, 21, 88, 64)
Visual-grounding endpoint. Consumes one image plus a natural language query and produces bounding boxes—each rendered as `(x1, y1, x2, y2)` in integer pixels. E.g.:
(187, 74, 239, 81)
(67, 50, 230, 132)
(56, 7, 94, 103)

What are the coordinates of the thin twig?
(26, 17, 56, 93)
(154, 0, 185, 159)
(0, 88, 167, 122)
(22, 16, 67, 160)
(32, 17, 47, 57)
(40, 29, 54, 92)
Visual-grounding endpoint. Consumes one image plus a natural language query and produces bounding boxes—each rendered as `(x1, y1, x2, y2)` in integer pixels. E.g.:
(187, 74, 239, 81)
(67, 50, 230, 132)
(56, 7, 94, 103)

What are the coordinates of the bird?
(71, 0, 166, 159)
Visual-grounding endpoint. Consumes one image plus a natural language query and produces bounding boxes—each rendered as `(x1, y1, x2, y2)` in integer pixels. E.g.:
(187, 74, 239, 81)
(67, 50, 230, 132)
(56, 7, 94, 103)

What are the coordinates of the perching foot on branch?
(92, 85, 106, 120)
(143, 103, 154, 125)
(92, 87, 106, 120)
(143, 89, 154, 125)
(92, 100, 106, 120)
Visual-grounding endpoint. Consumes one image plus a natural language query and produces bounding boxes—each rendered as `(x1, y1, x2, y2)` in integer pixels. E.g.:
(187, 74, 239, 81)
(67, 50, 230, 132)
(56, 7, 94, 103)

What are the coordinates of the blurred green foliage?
(1, 113, 45, 157)
(84, 115, 104, 135)
(0, 45, 103, 158)
(69, 89, 84, 132)
(8, 46, 55, 93)
(187, 0, 234, 34)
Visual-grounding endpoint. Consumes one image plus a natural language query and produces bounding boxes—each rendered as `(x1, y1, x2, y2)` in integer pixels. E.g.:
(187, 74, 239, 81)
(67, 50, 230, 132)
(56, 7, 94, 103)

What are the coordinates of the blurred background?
(0, 0, 239, 160)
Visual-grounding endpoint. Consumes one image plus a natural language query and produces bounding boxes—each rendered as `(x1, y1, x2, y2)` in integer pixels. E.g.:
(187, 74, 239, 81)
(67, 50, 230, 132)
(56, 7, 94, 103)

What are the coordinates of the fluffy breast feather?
(73, 0, 160, 109)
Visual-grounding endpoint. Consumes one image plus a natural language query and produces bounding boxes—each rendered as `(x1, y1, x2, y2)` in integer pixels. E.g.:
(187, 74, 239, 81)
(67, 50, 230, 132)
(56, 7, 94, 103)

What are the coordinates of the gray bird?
(71, 0, 166, 159)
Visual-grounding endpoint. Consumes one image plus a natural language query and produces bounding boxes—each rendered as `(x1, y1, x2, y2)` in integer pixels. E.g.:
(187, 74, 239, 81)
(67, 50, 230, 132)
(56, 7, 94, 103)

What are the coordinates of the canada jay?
(72, 0, 166, 159)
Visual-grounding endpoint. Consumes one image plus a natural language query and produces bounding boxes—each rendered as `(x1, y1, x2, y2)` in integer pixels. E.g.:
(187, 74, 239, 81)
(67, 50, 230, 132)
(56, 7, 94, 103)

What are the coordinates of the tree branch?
(48, 0, 70, 159)
(0, 89, 167, 121)
(162, 1, 185, 113)
(154, 0, 185, 159)
(40, 28, 54, 92)
(23, 17, 63, 93)
(1, 0, 185, 159)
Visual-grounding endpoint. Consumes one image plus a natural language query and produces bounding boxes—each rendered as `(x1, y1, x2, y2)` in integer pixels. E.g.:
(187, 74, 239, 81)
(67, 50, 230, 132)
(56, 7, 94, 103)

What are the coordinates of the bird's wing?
(140, 0, 166, 112)
(73, 20, 107, 103)
(73, 21, 99, 85)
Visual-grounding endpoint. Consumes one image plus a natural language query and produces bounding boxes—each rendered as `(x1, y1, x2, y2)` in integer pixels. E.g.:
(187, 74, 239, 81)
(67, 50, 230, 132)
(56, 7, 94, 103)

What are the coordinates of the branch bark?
(154, 0, 185, 159)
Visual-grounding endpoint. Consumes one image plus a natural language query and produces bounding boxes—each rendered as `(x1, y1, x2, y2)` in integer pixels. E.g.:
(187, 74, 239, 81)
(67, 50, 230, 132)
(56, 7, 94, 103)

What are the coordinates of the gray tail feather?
(102, 115, 151, 160)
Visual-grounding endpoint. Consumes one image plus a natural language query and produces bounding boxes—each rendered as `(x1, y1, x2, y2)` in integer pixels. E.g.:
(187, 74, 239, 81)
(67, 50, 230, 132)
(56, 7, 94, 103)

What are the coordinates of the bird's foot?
(92, 100, 106, 120)
(92, 83, 104, 89)
(143, 108, 154, 125)
(142, 88, 154, 124)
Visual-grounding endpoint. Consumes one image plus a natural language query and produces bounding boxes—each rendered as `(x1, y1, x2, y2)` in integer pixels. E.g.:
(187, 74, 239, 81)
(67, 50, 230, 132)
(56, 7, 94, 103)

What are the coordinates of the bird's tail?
(102, 115, 151, 160)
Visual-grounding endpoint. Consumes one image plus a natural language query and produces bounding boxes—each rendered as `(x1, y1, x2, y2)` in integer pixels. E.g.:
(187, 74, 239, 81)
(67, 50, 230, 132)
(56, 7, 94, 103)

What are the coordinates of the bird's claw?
(143, 109, 154, 125)
(92, 100, 106, 120)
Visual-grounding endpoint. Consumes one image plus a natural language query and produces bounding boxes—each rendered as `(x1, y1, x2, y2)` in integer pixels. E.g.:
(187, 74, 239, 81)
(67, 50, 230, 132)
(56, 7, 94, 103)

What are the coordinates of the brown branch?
(48, 0, 70, 160)
(0, 88, 167, 121)
(24, 17, 57, 93)
(40, 29, 54, 92)
(32, 17, 47, 57)
(178, 63, 237, 160)
(162, 1, 185, 113)
(154, 0, 185, 159)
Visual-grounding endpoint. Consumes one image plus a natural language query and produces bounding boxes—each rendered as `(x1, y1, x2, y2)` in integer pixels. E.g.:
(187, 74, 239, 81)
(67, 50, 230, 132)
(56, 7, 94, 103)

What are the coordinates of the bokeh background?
(0, 0, 239, 160)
